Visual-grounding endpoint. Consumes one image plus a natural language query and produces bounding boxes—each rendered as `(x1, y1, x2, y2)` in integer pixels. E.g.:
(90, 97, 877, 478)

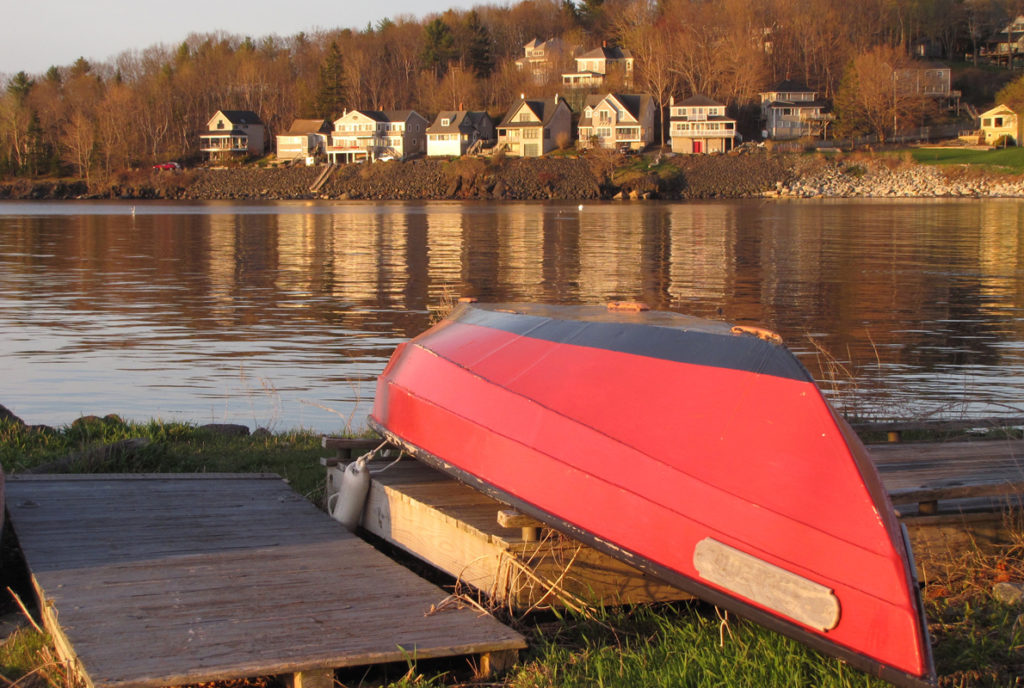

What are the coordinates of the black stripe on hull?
(368, 419, 936, 688)
(453, 304, 813, 383)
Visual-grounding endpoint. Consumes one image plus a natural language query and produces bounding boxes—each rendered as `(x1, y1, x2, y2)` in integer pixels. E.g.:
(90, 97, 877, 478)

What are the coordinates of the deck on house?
(5, 473, 526, 688)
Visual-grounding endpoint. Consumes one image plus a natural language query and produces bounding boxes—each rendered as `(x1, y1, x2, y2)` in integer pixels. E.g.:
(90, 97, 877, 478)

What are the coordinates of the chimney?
(602, 40, 607, 48)
(554, 92, 559, 104)
(669, 95, 674, 107)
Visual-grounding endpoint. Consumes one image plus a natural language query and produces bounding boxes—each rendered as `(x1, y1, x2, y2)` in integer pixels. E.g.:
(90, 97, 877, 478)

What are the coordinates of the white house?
(199, 110, 265, 160)
(326, 109, 428, 163)
(669, 95, 736, 154)
(759, 81, 831, 140)
(275, 119, 331, 162)
(562, 45, 633, 87)
(426, 111, 496, 157)
(577, 93, 655, 151)
(497, 95, 573, 157)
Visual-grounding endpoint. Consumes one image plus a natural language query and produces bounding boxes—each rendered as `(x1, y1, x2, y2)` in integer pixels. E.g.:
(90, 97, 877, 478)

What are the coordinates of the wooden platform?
(328, 436, 1024, 602)
(357, 459, 688, 610)
(870, 438, 1024, 561)
(5, 474, 526, 688)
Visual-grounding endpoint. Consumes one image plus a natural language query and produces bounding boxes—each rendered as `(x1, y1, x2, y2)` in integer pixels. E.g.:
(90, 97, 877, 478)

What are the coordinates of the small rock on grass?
(992, 581, 1024, 605)
(199, 423, 250, 437)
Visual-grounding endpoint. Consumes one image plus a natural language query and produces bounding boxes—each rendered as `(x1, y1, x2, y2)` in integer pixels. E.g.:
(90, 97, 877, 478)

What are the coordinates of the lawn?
(909, 146, 1024, 172)
(0, 417, 1021, 687)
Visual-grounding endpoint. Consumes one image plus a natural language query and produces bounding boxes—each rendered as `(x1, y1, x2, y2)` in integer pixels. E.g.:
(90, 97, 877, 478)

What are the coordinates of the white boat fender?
(327, 457, 371, 531)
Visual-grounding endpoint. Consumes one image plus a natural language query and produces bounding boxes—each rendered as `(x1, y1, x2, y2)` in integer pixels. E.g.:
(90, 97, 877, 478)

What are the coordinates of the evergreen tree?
(421, 18, 456, 78)
(6, 72, 34, 105)
(464, 11, 494, 79)
(314, 42, 346, 119)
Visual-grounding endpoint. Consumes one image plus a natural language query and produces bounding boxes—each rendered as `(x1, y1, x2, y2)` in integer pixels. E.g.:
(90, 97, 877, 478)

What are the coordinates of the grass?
(0, 418, 1022, 687)
(908, 147, 1024, 173)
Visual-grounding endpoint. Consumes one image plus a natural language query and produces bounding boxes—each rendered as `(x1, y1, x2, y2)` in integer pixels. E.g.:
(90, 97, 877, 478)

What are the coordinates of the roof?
(216, 110, 263, 125)
(426, 111, 492, 134)
(578, 45, 632, 61)
(283, 119, 330, 135)
(767, 79, 813, 94)
(498, 96, 570, 128)
(980, 104, 1018, 117)
(764, 99, 830, 111)
(675, 94, 724, 108)
(384, 110, 427, 123)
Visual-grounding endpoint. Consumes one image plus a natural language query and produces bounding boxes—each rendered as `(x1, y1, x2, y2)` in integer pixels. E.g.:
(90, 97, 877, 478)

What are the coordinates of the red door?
(693, 140, 703, 153)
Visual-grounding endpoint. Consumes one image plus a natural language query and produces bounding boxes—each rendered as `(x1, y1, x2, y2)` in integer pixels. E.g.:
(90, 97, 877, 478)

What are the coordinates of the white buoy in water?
(328, 457, 371, 530)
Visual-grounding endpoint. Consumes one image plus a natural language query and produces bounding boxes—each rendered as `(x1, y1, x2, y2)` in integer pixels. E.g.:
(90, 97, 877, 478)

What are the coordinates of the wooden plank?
(363, 460, 691, 609)
(6, 475, 525, 688)
(852, 416, 1024, 435)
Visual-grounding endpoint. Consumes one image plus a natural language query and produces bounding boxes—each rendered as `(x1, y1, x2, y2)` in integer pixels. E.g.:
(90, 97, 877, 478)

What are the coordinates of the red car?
(153, 162, 180, 170)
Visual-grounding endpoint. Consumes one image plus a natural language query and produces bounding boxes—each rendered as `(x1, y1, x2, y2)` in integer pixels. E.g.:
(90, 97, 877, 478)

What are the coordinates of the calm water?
(2, 199, 1023, 433)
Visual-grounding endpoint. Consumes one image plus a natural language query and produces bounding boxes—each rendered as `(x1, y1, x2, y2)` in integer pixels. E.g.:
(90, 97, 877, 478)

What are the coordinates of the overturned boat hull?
(369, 302, 934, 687)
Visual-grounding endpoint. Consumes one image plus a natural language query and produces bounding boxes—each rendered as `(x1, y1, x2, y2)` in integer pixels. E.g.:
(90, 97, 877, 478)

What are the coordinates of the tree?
(995, 74, 1024, 112)
(462, 11, 495, 79)
(834, 45, 915, 142)
(421, 18, 456, 78)
(314, 42, 346, 119)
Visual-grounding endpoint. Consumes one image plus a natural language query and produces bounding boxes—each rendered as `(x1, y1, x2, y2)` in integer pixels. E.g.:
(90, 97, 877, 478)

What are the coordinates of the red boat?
(369, 301, 935, 687)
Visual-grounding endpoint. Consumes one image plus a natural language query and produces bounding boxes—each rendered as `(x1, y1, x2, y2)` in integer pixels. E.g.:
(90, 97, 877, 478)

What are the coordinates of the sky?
(2, 0, 481, 77)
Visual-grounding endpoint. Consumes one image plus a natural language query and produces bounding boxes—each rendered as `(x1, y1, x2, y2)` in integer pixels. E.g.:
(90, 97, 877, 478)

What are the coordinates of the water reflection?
(1, 200, 1022, 432)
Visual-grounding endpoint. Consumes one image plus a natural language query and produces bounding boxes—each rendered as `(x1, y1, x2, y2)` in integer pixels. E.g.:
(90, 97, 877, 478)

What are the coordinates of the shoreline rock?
(1, 151, 1022, 202)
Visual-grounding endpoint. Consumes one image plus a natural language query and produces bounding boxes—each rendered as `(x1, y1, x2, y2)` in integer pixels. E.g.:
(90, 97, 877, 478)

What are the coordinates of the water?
(2, 199, 1023, 433)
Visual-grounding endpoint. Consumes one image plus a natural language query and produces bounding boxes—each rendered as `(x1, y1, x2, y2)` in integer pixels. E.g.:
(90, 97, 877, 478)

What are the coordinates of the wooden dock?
(5, 474, 526, 688)
(324, 433, 1024, 603)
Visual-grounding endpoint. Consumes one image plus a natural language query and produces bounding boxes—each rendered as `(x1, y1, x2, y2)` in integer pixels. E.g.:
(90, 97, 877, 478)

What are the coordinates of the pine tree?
(464, 11, 494, 79)
(314, 42, 346, 119)
(421, 18, 456, 78)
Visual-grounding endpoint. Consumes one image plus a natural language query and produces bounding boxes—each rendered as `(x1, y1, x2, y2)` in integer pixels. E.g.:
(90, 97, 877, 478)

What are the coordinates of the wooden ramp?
(5, 474, 526, 688)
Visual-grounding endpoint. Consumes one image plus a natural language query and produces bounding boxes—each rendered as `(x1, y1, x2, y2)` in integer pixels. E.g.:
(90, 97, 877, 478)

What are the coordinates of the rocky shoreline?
(0, 151, 1022, 202)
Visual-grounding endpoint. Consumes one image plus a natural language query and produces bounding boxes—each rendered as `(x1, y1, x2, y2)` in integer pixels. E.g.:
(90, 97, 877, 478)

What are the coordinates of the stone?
(252, 427, 273, 438)
(198, 423, 251, 437)
(993, 582, 1024, 606)
(0, 404, 25, 427)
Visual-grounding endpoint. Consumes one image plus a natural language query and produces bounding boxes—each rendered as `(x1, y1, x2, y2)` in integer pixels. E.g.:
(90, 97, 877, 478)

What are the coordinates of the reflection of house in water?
(578, 212, 647, 302)
(977, 203, 1024, 335)
(425, 212, 465, 300)
(496, 212, 547, 300)
(666, 204, 734, 310)
(207, 215, 241, 324)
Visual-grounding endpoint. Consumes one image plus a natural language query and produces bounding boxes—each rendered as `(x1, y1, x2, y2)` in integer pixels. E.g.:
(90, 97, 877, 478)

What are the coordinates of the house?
(515, 38, 566, 82)
(893, 63, 953, 98)
(577, 93, 656, 151)
(497, 95, 573, 157)
(562, 44, 633, 87)
(426, 111, 496, 157)
(668, 95, 736, 154)
(978, 104, 1022, 146)
(326, 109, 428, 163)
(275, 119, 331, 162)
(759, 80, 831, 140)
(983, 15, 1024, 66)
(199, 110, 265, 160)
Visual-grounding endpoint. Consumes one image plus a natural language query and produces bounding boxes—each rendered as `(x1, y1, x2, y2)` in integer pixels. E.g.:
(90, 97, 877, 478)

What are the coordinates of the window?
(523, 128, 539, 139)
(519, 112, 532, 122)
(996, 117, 1004, 127)
(984, 118, 992, 127)
(217, 120, 225, 130)
(441, 118, 450, 126)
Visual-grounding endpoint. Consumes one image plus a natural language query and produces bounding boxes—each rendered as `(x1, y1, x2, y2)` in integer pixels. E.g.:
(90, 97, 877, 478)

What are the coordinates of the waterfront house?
(978, 104, 1022, 146)
(515, 38, 566, 83)
(983, 15, 1024, 67)
(426, 111, 496, 157)
(326, 110, 428, 163)
(497, 95, 573, 157)
(275, 119, 331, 162)
(668, 95, 736, 154)
(758, 81, 831, 140)
(199, 110, 265, 160)
(562, 44, 633, 87)
(577, 93, 655, 151)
